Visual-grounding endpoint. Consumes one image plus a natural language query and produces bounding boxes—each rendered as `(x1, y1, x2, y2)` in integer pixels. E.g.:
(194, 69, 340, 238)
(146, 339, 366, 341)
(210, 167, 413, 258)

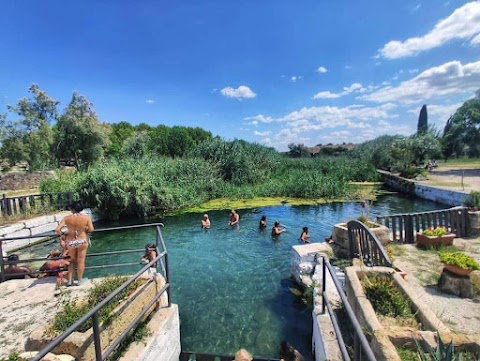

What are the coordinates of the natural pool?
(19, 194, 446, 360)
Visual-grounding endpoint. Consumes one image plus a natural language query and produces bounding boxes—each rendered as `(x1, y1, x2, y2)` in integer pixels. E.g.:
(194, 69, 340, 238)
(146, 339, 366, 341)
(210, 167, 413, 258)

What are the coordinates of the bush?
(362, 274, 412, 317)
(465, 191, 480, 210)
(49, 276, 140, 334)
(439, 252, 480, 270)
(399, 167, 427, 179)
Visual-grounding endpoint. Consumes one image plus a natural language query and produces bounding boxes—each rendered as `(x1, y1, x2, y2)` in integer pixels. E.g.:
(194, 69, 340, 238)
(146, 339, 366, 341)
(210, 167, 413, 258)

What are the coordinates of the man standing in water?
(228, 209, 240, 226)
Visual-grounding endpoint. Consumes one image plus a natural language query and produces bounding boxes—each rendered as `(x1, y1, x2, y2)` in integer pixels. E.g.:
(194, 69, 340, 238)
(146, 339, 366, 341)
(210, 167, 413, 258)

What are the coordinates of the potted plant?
(439, 252, 480, 276)
(416, 226, 455, 248)
(465, 191, 480, 231)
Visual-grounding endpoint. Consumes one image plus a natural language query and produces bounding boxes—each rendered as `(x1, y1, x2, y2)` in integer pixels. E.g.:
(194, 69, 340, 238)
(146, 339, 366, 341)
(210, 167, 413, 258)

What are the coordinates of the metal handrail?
(26, 223, 170, 361)
(321, 257, 377, 361)
(0, 223, 165, 280)
(347, 220, 392, 267)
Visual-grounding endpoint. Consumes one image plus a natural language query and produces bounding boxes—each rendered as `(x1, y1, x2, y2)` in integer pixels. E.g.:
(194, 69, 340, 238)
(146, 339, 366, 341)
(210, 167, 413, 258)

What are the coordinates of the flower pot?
(443, 263, 473, 277)
(416, 233, 455, 248)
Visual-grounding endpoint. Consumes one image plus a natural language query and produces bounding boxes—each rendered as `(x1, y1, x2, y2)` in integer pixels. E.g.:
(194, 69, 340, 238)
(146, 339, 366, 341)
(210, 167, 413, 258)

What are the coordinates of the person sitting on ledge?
(4, 254, 34, 280)
(233, 349, 253, 361)
(279, 340, 304, 361)
(141, 243, 157, 265)
(38, 249, 70, 281)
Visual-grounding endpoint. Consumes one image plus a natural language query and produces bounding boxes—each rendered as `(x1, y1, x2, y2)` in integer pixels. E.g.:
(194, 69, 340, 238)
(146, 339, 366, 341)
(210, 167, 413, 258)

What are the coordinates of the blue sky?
(1, 0, 479, 151)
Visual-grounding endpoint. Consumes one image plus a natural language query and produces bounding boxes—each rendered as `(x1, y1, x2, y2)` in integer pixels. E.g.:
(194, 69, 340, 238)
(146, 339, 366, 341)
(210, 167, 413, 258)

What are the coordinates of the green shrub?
(439, 252, 480, 270)
(0, 354, 27, 361)
(49, 276, 140, 334)
(362, 274, 412, 317)
(465, 191, 480, 210)
(399, 167, 427, 179)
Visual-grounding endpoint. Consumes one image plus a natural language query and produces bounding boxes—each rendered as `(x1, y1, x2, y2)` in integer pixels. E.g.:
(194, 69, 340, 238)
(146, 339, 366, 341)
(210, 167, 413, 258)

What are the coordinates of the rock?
(437, 269, 474, 298)
(19, 351, 63, 361)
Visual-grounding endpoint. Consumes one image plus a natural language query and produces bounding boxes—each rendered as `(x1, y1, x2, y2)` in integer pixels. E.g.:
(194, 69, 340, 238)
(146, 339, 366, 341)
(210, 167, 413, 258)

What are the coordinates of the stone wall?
(0, 171, 55, 191)
(0, 209, 98, 254)
(378, 170, 468, 207)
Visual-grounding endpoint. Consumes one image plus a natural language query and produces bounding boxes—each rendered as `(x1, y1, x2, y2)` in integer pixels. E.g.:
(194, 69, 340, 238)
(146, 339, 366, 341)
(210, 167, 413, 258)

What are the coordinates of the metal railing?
(347, 220, 392, 267)
(1, 191, 75, 217)
(1, 223, 171, 361)
(376, 206, 469, 243)
(320, 256, 377, 361)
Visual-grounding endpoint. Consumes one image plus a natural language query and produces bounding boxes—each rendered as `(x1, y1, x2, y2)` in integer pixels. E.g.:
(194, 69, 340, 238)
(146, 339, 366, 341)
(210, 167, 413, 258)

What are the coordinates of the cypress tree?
(417, 104, 428, 135)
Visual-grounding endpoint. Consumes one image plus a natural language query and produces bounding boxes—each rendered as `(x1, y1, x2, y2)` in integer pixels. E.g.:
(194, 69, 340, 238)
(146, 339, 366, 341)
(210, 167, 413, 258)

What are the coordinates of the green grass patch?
(49, 276, 140, 334)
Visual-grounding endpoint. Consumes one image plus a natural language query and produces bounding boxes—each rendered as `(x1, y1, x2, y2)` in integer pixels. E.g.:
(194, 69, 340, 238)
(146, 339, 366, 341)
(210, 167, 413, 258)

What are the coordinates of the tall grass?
(40, 140, 380, 220)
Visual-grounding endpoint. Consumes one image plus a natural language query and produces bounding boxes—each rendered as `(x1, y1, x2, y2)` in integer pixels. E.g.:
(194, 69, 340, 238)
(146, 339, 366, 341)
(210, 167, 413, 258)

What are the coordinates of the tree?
(122, 131, 151, 158)
(54, 92, 111, 169)
(417, 104, 428, 135)
(442, 90, 480, 159)
(106, 121, 135, 158)
(287, 143, 309, 158)
(3, 84, 59, 169)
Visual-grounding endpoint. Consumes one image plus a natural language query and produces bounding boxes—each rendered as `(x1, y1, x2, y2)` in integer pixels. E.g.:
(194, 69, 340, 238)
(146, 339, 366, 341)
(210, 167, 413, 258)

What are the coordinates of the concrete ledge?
(119, 305, 180, 361)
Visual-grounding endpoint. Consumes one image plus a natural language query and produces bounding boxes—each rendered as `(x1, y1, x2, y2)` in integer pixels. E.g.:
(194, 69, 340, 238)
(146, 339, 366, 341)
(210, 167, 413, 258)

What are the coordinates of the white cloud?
(220, 85, 257, 99)
(313, 91, 341, 99)
(408, 102, 462, 127)
(361, 60, 480, 104)
(244, 114, 274, 123)
(145, 99, 155, 104)
(345, 65, 351, 70)
(411, 3, 422, 12)
(317, 66, 328, 73)
(254, 130, 272, 136)
(313, 82, 367, 99)
(378, 1, 480, 59)
(343, 83, 366, 93)
(409, 69, 419, 74)
(291, 75, 302, 82)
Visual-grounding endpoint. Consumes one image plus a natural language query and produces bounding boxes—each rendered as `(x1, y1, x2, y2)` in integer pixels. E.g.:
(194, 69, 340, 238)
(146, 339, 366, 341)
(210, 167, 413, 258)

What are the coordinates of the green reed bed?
(41, 140, 379, 220)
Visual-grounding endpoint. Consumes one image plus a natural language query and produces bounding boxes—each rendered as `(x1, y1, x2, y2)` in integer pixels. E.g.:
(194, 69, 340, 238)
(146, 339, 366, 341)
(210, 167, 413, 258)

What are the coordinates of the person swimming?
(201, 214, 211, 229)
(259, 215, 267, 229)
(299, 227, 310, 244)
(271, 221, 286, 236)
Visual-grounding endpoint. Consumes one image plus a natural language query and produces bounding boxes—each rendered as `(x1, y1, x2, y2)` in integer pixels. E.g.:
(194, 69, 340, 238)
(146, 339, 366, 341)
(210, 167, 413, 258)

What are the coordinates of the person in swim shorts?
(55, 201, 94, 286)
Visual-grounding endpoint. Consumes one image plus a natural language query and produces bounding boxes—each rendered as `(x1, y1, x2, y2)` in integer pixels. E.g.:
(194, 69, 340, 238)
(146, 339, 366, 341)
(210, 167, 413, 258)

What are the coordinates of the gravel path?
(392, 236, 480, 336)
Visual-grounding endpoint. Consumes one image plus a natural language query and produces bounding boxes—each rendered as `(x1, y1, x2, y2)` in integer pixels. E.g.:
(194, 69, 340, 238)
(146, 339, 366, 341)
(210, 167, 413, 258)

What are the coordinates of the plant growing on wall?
(465, 191, 480, 211)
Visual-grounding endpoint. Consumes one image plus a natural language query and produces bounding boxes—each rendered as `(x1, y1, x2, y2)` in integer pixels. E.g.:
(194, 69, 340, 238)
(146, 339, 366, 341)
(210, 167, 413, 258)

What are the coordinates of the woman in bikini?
(55, 201, 94, 286)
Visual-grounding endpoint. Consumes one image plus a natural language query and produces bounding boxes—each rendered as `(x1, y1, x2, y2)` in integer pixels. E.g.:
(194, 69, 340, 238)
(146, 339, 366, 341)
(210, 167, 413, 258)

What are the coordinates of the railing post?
(0, 240, 5, 283)
(322, 257, 326, 315)
(165, 252, 171, 308)
(405, 215, 414, 243)
(92, 312, 103, 361)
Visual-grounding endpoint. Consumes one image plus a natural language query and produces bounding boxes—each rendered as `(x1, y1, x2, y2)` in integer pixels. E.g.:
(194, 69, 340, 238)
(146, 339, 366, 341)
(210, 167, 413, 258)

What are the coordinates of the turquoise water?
(18, 195, 446, 359)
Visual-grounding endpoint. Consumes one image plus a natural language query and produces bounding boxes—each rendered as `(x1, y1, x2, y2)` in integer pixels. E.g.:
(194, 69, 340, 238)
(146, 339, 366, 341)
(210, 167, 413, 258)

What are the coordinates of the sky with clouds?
(0, 0, 479, 151)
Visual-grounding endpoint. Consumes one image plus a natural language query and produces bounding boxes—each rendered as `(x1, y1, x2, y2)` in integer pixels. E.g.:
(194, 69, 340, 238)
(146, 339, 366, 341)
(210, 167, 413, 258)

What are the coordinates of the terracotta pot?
(443, 263, 473, 276)
(416, 233, 455, 248)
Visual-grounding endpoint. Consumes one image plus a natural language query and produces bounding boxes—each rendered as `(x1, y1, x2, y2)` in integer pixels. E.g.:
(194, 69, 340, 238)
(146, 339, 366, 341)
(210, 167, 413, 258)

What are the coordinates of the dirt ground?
(392, 234, 480, 336)
(419, 164, 480, 193)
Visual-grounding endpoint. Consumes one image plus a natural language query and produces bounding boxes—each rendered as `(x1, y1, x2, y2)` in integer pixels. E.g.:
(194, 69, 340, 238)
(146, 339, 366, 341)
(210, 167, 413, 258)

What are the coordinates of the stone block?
(0, 223, 25, 236)
(1, 228, 32, 253)
(30, 223, 58, 237)
(24, 215, 55, 229)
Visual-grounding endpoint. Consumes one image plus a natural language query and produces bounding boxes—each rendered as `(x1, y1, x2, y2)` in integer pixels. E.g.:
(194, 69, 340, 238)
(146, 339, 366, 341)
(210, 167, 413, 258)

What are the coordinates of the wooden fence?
(0, 191, 74, 217)
(376, 206, 469, 243)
